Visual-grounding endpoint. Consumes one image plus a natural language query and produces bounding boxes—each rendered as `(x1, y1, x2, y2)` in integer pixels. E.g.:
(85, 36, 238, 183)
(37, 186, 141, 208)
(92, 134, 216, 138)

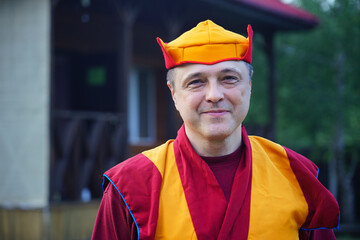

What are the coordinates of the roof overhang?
(198, 0, 319, 33)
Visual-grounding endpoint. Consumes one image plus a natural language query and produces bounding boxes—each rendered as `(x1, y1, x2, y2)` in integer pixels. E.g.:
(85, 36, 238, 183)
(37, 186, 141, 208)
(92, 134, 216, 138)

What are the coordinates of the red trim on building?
(235, 0, 318, 25)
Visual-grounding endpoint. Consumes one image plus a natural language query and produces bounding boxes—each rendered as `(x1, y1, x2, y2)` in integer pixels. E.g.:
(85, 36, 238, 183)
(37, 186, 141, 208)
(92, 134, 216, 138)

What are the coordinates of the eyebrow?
(181, 66, 244, 87)
(184, 72, 204, 80)
(220, 68, 244, 77)
(184, 68, 242, 79)
(181, 72, 205, 87)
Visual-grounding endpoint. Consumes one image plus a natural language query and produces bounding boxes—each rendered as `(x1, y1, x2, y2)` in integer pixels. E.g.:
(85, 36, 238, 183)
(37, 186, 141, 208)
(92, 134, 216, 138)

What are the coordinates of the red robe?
(92, 125, 339, 239)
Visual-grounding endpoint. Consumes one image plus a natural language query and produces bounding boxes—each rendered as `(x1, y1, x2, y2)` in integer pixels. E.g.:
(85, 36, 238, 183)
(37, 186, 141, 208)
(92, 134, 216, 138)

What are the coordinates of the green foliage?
(275, 0, 360, 155)
(245, 33, 269, 126)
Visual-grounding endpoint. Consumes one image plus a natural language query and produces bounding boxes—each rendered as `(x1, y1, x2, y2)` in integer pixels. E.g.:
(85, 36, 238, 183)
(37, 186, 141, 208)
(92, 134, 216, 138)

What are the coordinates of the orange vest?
(104, 126, 339, 239)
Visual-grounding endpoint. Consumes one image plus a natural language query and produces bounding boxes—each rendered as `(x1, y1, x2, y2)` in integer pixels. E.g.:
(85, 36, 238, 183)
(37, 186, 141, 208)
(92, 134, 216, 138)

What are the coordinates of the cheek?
(240, 85, 251, 99)
(174, 92, 196, 112)
(229, 87, 251, 109)
(182, 95, 205, 120)
(233, 87, 248, 101)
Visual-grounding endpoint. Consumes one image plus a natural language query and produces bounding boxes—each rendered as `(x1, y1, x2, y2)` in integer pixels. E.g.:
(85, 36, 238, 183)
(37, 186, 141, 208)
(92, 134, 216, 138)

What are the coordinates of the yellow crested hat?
(157, 20, 253, 69)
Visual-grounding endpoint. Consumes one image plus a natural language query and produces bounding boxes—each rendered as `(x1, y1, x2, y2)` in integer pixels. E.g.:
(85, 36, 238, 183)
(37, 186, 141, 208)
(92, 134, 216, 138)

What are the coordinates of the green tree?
(276, 0, 360, 224)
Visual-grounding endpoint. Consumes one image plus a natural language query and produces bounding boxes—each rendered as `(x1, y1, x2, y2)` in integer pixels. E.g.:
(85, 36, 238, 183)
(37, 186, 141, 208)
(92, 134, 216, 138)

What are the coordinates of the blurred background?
(0, 0, 359, 239)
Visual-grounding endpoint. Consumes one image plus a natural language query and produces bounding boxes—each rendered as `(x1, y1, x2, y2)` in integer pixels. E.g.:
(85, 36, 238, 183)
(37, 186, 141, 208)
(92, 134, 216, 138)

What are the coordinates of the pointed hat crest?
(157, 20, 253, 69)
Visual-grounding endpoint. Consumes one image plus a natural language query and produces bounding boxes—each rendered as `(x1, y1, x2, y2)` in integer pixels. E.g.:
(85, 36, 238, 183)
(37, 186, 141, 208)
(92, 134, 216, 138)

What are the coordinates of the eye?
(222, 75, 238, 83)
(187, 79, 204, 88)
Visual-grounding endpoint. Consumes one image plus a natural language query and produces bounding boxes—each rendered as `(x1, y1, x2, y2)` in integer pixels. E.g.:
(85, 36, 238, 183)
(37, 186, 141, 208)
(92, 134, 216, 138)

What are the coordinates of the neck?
(184, 125, 242, 157)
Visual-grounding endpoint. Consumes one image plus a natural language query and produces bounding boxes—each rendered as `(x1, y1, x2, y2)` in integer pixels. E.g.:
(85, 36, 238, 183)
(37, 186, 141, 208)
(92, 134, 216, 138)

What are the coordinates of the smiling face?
(168, 61, 252, 146)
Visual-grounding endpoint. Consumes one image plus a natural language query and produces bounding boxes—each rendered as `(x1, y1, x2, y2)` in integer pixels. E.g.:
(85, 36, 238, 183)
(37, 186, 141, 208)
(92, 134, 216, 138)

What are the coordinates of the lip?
(202, 109, 229, 117)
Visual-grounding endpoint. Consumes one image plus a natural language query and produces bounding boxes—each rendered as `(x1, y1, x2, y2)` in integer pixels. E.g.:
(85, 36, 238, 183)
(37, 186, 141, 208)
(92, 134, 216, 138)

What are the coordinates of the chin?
(202, 127, 233, 140)
(204, 123, 242, 140)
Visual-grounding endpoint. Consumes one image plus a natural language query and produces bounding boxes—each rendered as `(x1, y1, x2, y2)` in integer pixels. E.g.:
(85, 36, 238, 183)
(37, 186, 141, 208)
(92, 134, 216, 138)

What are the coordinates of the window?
(128, 67, 156, 145)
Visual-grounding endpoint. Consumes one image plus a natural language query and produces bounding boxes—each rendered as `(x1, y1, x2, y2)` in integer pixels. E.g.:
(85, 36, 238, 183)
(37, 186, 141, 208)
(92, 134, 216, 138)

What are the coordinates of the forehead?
(175, 61, 248, 81)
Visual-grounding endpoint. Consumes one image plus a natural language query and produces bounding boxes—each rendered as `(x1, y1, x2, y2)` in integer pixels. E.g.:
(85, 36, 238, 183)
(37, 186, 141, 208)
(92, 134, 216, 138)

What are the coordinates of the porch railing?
(50, 110, 127, 202)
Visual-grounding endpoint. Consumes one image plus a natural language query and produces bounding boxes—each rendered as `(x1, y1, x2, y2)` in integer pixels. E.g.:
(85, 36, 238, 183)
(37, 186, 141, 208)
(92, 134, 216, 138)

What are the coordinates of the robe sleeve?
(91, 183, 138, 240)
(299, 229, 336, 240)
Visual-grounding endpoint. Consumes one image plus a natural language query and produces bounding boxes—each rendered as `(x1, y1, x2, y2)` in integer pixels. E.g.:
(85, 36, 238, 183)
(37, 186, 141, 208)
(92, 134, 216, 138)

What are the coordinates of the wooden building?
(50, 0, 318, 201)
(0, 0, 318, 239)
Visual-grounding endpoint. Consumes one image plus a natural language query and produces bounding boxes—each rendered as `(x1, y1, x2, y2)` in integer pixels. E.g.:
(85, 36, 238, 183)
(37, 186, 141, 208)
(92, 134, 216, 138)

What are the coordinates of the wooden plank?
(0, 208, 44, 240)
(0, 201, 100, 240)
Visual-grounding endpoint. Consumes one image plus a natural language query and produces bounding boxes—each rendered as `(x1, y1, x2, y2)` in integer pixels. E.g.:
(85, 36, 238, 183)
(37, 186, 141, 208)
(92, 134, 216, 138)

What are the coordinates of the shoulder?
(248, 135, 283, 153)
(105, 153, 153, 177)
(103, 151, 162, 194)
(103, 154, 153, 189)
(248, 136, 318, 177)
(102, 141, 175, 194)
(105, 140, 174, 179)
(248, 136, 339, 229)
(282, 145, 318, 177)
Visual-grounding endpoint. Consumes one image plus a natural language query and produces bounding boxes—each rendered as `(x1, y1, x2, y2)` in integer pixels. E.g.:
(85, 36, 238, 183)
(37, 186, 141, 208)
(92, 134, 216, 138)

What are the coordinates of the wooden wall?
(0, 201, 100, 240)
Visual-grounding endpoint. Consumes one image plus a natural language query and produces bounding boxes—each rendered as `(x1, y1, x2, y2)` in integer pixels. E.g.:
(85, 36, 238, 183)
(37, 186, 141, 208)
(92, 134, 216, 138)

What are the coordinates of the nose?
(205, 82, 224, 103)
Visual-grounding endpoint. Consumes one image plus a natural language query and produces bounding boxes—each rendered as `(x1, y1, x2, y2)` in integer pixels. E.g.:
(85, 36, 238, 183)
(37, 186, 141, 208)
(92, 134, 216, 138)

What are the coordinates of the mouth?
(202, 109, 230, 117)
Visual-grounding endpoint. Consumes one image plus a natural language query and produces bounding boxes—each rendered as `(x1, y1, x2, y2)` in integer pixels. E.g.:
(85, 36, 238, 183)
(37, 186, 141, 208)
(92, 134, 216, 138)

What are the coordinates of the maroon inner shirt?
(201, 145, 242, 202)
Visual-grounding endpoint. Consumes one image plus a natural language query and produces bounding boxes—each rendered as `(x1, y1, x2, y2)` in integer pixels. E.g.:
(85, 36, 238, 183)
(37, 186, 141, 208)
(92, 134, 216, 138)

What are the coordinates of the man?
(92, 20, 339, 240)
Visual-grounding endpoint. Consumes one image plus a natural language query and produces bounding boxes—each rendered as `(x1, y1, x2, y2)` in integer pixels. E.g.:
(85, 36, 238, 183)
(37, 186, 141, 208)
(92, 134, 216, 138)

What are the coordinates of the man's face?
(168, 61, 252, 142)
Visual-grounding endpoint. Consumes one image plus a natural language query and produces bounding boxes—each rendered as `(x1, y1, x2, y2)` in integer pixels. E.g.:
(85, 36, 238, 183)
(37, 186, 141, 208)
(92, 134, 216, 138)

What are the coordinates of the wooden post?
(165, 19, 183, 139)
(114, 1, 140, 160)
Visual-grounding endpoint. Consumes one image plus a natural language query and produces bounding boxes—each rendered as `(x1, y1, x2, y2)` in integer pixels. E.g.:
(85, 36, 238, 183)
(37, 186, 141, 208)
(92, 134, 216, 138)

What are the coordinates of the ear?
(249, 80, 252, 95)
(167, 81, 178, 110)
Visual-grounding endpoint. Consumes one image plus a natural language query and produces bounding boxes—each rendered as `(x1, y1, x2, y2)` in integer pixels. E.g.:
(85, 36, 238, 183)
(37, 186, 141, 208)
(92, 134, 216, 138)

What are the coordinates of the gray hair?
(167, 61, 253, 90)
(167, 67, 177, 89)
(245, 62, 254, 80)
